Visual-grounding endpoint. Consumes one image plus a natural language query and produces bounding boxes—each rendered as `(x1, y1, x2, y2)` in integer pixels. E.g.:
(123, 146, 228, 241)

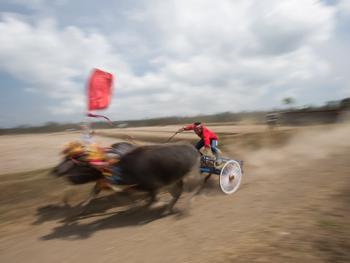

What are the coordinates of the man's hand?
(202, 146, 211, 156)
(177, 127, 184, 133)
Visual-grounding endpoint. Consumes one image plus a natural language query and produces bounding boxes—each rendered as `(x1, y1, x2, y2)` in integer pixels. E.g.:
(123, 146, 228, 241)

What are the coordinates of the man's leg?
(210, 139, 219, 159)
(195, 139, 204, 151)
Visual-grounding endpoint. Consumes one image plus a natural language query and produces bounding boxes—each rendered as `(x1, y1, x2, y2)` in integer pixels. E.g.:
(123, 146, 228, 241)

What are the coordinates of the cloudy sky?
(0, 0, 349, 127)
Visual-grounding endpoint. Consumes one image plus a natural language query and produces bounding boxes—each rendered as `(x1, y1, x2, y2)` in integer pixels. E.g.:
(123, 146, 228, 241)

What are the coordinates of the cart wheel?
(219, 160, 242, 194)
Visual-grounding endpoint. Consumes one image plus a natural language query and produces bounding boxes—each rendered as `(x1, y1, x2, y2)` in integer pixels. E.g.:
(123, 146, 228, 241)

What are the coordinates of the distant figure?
(266, 112, 279, 129)
(177, 122, 219, 158)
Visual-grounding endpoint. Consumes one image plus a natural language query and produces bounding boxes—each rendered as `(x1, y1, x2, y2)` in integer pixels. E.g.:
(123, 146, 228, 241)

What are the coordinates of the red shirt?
(183, 124, 218, 146)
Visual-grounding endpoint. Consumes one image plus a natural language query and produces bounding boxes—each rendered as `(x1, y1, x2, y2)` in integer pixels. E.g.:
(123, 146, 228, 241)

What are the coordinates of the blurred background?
(0, 1, 349, 262)
(0, 0, 350, 128)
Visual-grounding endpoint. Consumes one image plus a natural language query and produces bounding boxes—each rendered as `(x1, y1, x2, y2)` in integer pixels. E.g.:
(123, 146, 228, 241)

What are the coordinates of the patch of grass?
(0, 168, 71, 223)
(0, 167, 101, 225)
(318, 219, 340, 229)
(0, 168, 52, 182)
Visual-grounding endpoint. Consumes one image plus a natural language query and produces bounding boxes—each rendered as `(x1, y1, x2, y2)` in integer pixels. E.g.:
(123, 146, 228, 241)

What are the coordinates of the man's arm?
(178, 124, 194, 133)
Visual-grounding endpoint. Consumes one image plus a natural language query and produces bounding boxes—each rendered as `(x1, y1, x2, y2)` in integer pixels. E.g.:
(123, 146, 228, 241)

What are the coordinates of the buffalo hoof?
(162, 206, 181, 217)
(148, 201, 167, 209)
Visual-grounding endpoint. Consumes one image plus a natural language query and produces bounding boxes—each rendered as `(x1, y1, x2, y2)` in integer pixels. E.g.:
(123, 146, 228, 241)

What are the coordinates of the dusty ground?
(0, 124, 349, 262)
(0, 132, 124, 174)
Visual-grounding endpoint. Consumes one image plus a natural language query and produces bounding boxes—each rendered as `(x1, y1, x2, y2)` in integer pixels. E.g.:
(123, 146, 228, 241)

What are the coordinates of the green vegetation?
(1, 96, 349, 135)
(0, 111, 268, 135)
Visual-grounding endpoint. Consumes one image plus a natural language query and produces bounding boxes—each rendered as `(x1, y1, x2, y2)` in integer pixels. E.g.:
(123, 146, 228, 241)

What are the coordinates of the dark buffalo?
(52, 142, 200, 213)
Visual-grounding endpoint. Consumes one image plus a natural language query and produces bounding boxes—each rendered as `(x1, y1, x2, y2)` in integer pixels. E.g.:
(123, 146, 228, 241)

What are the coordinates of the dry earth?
(0, 132, 122, 174)
(0, 124, 349, 262)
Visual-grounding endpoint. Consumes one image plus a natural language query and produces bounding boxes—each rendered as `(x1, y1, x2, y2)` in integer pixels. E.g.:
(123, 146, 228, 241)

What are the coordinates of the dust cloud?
(242, 124, 350, 168)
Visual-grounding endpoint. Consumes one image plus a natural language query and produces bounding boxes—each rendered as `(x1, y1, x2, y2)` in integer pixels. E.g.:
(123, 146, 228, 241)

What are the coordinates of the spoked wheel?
(219, 160, 242, 194)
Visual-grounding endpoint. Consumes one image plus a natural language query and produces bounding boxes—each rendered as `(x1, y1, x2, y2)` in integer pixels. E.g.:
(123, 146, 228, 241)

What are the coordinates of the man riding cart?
(177, 122, 219, 159)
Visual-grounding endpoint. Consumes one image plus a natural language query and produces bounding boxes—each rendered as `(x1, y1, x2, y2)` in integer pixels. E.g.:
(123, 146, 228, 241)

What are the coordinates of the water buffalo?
(52, 142, 200, 214)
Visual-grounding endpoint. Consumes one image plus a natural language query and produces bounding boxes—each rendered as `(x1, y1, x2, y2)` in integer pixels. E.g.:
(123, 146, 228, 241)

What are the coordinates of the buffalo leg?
(80, 182, 102, 208)
(146, 190, 158, 206)
(66, 183, 102, 219)
(167, 180, 184, 213)
(204, 173, 212, 183)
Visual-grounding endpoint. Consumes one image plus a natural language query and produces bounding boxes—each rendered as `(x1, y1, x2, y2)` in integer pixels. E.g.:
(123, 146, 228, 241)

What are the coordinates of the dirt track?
(0, 124, 349, 262)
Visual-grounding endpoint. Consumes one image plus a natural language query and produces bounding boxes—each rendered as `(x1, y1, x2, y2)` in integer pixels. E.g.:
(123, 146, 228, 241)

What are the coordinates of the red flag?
(87, 69, 113, 111)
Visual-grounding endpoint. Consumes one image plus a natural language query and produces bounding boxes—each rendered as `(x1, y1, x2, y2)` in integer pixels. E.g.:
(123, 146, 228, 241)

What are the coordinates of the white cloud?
(0, 14, 130, 114)
(0, 0, 346, 125)
(337, 0, 350, 16)
(250, 0, 335, 54)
